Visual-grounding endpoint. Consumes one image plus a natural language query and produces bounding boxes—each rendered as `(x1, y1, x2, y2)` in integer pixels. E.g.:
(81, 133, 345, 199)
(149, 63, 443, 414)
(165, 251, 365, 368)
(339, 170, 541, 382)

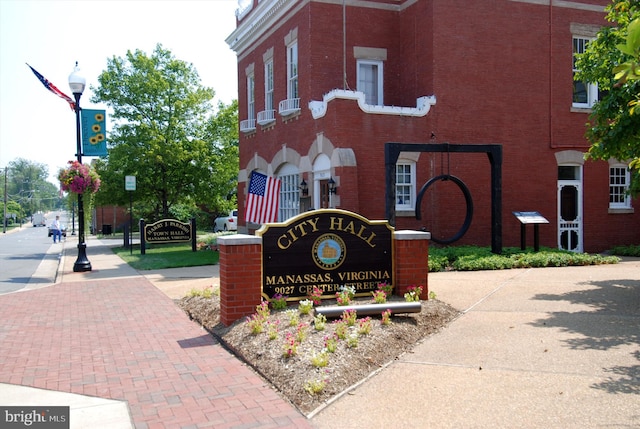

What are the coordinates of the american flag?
(27, 64, 76, 111)
(245, 171, 281, 224)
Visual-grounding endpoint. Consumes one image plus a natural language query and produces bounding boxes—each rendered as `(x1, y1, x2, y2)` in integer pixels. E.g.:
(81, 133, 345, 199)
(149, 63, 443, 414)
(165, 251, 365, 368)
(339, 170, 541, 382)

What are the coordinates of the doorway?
(557, 165, 583, 252)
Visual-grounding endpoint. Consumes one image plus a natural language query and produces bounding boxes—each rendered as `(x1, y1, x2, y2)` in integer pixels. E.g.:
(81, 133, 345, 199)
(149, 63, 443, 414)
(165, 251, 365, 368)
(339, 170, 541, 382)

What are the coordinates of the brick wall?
(218, 235, 263, 326)
(218, 230, 430, 326)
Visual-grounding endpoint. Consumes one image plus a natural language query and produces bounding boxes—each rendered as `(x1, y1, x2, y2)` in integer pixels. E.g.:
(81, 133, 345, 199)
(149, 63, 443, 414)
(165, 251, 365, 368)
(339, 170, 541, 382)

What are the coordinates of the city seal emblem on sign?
(312, 233, 346, 270)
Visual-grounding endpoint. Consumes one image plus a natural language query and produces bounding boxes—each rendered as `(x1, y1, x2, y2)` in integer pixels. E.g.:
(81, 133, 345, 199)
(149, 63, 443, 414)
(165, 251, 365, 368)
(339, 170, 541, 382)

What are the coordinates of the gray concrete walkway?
(310, 260, 640, 428)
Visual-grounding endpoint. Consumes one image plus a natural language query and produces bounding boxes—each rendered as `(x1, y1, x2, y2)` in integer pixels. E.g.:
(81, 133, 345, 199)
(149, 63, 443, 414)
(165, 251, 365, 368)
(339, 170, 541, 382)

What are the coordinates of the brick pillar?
(218, 235, 263, 326)
(394, 230, 430, 300)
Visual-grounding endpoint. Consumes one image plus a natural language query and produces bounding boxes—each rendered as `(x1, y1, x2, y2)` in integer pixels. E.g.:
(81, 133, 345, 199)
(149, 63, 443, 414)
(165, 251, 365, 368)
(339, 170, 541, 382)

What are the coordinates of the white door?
(557, 165, 583, 252)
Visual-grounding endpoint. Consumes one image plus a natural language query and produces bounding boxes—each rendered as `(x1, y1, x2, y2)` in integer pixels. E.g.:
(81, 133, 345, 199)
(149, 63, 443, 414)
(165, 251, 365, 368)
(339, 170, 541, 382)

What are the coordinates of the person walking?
(51, 216, 62, 243)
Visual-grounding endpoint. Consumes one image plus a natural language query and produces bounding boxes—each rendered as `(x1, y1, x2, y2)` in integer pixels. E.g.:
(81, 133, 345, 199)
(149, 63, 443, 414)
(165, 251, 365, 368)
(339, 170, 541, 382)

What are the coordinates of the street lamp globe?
(68, 62, 85, 95)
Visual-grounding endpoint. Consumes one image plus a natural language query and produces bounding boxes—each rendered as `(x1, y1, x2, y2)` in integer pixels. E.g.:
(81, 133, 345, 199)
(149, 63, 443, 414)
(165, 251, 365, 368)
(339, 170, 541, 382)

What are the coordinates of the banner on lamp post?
(81, 109, 107, 156)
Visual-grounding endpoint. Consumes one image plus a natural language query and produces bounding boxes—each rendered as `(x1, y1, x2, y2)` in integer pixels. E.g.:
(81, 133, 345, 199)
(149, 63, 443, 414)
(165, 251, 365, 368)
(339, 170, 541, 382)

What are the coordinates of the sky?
(0, 0, 239, 185)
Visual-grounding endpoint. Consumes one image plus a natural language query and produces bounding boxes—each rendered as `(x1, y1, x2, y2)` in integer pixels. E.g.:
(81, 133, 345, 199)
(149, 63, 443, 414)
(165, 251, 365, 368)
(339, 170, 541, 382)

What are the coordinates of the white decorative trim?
(308, 89, 436, 119)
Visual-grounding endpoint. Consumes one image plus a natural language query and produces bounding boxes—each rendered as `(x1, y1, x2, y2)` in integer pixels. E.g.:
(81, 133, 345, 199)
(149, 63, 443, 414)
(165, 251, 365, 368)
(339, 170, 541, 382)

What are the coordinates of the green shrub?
(431, 245, 619, 271)
(608, 245, 640, 257)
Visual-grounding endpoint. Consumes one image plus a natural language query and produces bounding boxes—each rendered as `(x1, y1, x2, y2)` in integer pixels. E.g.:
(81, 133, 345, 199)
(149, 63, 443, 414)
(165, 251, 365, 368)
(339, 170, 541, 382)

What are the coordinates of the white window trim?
(608, 164, 632, 210)
(278, 166, 300, 222)
(357, 59, 384, 106)
(572, 36, 598, 109)
(264, 60, 274, 111)
(247, 74, 255, 119)
(395, 161, 416, 211)
(287, 41, 298, 100)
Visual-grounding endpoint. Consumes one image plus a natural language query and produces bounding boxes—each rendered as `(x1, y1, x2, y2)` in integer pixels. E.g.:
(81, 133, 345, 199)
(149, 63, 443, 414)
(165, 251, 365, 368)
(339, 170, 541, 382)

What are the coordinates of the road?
(0, 212, 69, 294)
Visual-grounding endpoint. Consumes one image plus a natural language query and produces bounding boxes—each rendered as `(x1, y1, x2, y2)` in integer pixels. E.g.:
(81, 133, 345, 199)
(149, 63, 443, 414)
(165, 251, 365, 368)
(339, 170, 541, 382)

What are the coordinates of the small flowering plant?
(271, 293, 288, 310)
(313, 313, 327, 331)
(298, 299, 314, 315)
(377, 282, 393, 297)
(336, 285, 355, 306)
(324, 334, 338, 353)
(381, 309, 393, 326)
(58, 160, 100, 194)
(308, 286, 323, 305)
(282, 332, 298, 358)
(357, 317, 372, 335)
(372, 290, 387, 304)
(404, 285, 423, 302)
(341, 309, 357, 326)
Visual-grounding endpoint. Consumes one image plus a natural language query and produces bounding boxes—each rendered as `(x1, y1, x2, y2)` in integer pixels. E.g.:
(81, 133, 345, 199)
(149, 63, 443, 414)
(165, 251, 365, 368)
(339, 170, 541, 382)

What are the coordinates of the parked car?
(213, 210, 238, 232)
(48, 224, 67, 238)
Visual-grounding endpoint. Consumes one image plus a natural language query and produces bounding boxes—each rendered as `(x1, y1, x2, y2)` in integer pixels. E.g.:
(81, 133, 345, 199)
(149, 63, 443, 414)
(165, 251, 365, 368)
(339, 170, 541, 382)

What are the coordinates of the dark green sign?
(258, 209, 394, 301)
(144, 219, 192, 243)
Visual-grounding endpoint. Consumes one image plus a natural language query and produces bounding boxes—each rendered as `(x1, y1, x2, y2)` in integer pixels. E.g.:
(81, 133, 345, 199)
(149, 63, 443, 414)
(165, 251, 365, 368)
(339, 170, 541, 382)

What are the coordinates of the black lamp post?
(69, 62, 91, 272)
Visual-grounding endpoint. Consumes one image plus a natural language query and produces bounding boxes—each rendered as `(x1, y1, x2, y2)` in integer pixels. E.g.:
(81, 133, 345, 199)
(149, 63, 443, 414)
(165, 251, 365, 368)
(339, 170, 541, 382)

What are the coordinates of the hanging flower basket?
(58, 160, 101, 194)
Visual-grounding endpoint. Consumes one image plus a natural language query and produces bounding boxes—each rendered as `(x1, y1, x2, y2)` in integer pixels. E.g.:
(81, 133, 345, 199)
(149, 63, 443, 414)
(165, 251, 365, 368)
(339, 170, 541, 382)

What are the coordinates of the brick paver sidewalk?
(0, 277, 310, 428)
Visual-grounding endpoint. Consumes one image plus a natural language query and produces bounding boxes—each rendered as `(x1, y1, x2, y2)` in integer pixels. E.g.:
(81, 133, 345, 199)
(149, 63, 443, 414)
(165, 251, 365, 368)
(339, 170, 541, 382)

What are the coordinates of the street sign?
(125, 176, 136, 191)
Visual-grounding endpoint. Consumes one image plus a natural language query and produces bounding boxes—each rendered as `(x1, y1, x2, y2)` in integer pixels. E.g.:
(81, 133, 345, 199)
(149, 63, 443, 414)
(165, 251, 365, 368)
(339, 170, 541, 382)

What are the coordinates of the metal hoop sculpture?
(415, 174, 474, 244)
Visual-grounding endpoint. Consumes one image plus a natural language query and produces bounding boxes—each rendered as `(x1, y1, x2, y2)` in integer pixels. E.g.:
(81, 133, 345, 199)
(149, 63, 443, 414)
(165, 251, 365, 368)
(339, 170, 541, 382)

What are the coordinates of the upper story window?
(279, 29, 300, 116)
(247, 74, 255, 120)
(258, 49, 276, 126)
(240, 65, 256, 133)
(265, 60, 274, 111)
(609, 164, 631, 209)
(573, 37, 599, 108)
(395, 162, 415, 211)
(357, 60, 384, 105)
(287, 41, 298, 100)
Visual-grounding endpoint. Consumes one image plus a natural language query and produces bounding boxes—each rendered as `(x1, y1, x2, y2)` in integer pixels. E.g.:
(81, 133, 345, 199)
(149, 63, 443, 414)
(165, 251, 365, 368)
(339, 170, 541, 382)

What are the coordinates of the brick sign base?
(218, 225, 430, 326)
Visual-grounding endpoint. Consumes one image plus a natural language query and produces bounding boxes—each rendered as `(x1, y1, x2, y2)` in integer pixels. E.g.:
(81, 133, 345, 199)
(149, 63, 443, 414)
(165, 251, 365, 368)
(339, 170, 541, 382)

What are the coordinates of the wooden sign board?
(258, 209, 394, 301)
(144, 219, 192, 243)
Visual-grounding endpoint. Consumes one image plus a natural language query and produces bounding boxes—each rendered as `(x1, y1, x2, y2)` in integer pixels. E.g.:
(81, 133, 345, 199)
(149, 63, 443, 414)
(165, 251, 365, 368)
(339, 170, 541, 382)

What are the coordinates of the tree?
(4, 158, 59, 216)
(200, 99, 239, 215)
(576, 1, 640, 196)
(91, 44, 236, 221)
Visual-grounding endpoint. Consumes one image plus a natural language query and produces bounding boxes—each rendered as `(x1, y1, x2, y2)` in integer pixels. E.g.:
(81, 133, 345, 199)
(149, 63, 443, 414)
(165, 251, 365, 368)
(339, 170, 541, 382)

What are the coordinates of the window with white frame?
(573, 37, 599, 108)
(287, 41, 298, 100)
(278, 168, 300, 221)
(395, 162, 415, 210)
(609, 165, 631, 209)
(357, 60, 383, 105)
(265, 60, 274, 111)
(247, 74, 255, 120)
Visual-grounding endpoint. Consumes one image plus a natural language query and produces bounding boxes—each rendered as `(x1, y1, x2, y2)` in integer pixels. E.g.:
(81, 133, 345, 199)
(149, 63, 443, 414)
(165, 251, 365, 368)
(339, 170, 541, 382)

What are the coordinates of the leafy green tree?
(4, 158, 59, 216)
(91, 44, 236, 221)
(201, 99, 239, 216)
(576, 1, 640, 196)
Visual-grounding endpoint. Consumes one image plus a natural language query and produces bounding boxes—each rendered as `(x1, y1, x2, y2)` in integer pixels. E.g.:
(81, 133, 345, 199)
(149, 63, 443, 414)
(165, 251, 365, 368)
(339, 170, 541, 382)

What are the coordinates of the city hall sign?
(258, 209, 394, 301)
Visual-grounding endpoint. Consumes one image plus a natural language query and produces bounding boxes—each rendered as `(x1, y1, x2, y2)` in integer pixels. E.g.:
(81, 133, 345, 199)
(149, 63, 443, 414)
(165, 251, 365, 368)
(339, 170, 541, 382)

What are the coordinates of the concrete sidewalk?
(311, 260, 640, 428)
(1, 236, 638, 428)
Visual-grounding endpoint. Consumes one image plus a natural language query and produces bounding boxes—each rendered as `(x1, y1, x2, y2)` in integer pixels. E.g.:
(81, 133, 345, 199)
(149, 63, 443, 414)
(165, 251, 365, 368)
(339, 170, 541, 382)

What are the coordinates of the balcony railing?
(239, 118, 256, 133)
(278, 98, 300, 116)
(257, 109, 276, 126)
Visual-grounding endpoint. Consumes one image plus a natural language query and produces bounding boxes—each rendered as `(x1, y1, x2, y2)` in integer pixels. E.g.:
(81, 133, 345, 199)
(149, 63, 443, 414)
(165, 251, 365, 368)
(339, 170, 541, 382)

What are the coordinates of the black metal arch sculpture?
(385, 142, 503, 254)
(415, 174, 474, 244)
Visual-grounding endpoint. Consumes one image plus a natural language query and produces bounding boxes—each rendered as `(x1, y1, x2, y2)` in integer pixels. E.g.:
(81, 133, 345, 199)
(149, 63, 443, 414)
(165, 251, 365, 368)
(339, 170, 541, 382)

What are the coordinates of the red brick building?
(226, 0, 638, 253)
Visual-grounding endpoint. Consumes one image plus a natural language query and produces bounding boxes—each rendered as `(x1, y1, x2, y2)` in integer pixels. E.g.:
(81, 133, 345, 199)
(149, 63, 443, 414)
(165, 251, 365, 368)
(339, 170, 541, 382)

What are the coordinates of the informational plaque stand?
(512, 211, 549, 251)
